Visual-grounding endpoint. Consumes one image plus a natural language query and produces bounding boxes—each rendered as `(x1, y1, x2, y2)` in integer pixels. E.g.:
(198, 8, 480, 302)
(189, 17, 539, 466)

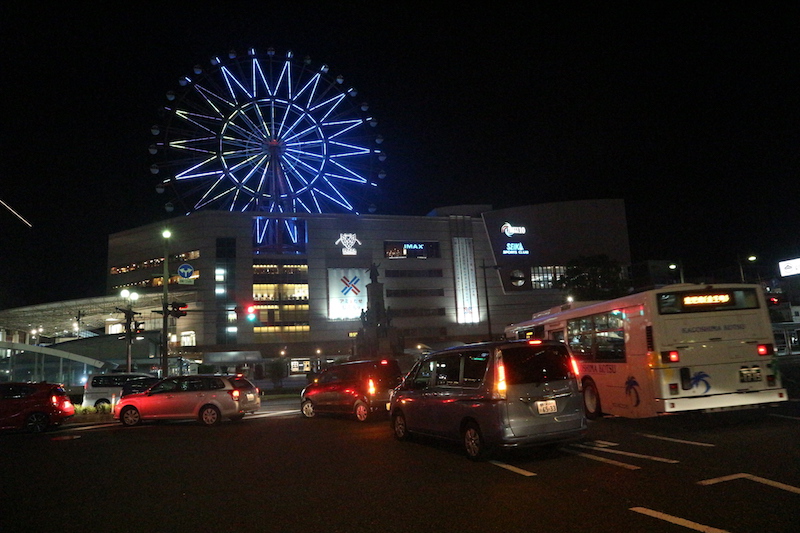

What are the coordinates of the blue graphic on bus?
(625, 376, 641, 407)
(691, 371, 711, 393)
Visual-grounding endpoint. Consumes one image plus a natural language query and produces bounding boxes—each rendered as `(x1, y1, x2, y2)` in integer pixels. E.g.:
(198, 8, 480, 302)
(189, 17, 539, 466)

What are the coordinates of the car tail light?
(757, 344, 774, 356)
(368, 378, 376, 396)
(661, 350, 680, 363)
(527, 339, 543, 345)
(229, 389, 240, 402)
(380, 359, 389, 365)
(570, 356, 580, 378)
(493, 361, 507, 400)
(51, 395, 59, 406)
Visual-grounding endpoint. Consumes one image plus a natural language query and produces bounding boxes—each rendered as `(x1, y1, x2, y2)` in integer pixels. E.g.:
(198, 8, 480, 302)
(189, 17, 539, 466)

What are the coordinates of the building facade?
(106, 200, 631, 367)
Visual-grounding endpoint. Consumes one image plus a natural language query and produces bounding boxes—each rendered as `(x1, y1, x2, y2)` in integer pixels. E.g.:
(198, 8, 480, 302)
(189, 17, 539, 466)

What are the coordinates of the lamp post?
(161, 229, 171, 377)
(738, 255, 757, 282)
(481, 260, 499, 341)
(669, 262, 685, 283)
(118, 289, 140, 372)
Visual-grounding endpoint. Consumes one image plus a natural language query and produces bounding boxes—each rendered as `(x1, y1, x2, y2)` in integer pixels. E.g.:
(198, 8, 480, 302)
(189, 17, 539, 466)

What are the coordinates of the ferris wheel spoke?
(220, 65, 253, 102)
(328, 159, 369, 183)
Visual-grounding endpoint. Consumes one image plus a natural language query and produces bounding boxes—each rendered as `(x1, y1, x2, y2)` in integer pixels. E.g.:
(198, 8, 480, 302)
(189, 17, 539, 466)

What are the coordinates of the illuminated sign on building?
(503, 242, 530, 255)
(327, 268, 367, 320)
(335, 233, 361, 256)
(384, 241, 440, 259)
(779, 258, 800, 277)
(452, 237, 479, 324)
(501, 222, 526, 237)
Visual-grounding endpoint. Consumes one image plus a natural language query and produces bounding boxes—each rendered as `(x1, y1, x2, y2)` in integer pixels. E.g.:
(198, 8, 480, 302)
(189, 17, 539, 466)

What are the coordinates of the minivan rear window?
(501, 345, 571, 384)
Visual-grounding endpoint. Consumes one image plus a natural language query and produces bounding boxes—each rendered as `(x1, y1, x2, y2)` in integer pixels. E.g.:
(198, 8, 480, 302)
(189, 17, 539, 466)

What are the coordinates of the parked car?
(113, 374, 260, 426)
(82, 372, 154, 408)
(0, 382, 75, 433)
(390, 339, 587, 460)
(301, 359, 402, 422)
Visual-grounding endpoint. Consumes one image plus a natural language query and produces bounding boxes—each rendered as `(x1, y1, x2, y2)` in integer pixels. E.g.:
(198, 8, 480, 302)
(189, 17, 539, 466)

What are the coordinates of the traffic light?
(246, 304, 257, 322)
(170, 301, 188, 318)
(134, 321, 145, 334)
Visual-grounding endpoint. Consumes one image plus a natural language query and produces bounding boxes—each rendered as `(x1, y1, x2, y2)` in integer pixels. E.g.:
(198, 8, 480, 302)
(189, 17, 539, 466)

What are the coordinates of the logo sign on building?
(779, 257, 800, 277)
(500, 222, 530, 255)
(335, 233, 362, 255)
(328, 268, 367, 319)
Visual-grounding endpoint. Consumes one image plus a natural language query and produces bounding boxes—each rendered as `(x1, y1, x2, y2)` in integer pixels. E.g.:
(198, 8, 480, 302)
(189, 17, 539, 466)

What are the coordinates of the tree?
(555, 254, 629, 301)
(267, 358, 288, 389)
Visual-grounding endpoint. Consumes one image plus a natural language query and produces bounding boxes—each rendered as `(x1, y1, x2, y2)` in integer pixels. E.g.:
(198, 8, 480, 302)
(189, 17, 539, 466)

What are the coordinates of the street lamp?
(161, 229, 171, 377)
(669, 262, 685, 283)
(738, 255, 757, 282)
(118, 290, 140, 372)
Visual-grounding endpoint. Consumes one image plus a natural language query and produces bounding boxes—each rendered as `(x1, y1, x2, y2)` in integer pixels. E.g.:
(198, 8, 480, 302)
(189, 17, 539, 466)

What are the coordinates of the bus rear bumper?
(657, 389, 788, 413)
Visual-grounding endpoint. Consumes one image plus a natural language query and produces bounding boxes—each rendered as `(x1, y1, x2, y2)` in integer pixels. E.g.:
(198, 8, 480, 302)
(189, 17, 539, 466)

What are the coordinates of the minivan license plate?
(536, 400, 557, 414)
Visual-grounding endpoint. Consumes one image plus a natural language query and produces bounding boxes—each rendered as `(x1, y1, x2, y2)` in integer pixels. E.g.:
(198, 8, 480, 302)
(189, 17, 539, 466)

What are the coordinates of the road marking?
(249, 410, 298, 419)
(768, 413, 800, 421)
(489, 460, 537, 477)
(630, 507, 730, 533)
(639, 433, 716, 447)
(71, 423, 119, 430)
(698, 473, 800, 494)
(572, 443, 679, 463)
(589, 440, 619, 447)
(561, 448, 640, 470)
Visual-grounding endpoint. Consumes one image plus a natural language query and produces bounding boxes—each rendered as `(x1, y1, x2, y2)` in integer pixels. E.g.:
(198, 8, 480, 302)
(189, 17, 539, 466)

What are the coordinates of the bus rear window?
(657, 289, 760, 314)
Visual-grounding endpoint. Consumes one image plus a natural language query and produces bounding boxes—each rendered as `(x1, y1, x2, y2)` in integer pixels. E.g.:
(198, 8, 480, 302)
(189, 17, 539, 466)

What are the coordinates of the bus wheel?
(583, 379, 602, 419)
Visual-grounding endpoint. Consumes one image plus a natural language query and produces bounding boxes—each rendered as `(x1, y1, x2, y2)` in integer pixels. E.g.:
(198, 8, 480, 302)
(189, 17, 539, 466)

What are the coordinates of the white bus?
(505, 283, 788, 418)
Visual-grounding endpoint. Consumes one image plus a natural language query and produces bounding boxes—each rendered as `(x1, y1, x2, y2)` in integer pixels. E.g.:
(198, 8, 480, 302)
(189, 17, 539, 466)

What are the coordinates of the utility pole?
(161, 229, 171, 377)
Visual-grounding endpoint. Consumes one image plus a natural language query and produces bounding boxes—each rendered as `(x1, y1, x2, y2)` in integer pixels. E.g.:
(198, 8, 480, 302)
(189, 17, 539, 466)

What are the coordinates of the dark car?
(0, 382, 76, 433)
(301, 359, 402, 422)
(390, 340, 587, 460)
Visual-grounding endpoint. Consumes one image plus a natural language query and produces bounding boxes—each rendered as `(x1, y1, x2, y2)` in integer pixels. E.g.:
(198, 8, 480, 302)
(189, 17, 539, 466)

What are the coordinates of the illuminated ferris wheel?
(150, 48, 386, 215)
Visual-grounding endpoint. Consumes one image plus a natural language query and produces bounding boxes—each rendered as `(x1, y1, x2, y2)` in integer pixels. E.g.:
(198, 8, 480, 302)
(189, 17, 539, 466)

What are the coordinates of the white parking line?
(489, 460, 537, 477)
(561, 448, 641, 470)
(638, 433, 716, 447)
(768, 413, 800, 421)
(249, 410, 298, 419)
(630, 507, 730, 533)
(698, 473, 800, 494)
(572, 443, 679, 463)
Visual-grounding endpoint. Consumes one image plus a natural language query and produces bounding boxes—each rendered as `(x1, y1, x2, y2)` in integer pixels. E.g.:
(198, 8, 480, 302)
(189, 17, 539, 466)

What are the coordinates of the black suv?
(301, 359, 402, 422)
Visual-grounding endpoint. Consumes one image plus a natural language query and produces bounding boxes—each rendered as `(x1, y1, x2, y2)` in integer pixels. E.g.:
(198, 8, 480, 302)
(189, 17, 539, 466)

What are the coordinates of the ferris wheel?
(150, 48, 386, 215)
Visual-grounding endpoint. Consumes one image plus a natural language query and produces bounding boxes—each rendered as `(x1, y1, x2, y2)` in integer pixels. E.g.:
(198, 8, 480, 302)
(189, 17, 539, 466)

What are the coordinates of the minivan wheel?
(301, 400, 315, 418)
(95, 399, 110, 409)
(354, 400, 369, 422)
(199, 405, 221, 426)
(463, 421, 489, 461)
(583, 379, 603, 420)
(25, 412, 49, 433)
(392, 411, 410, 441)
(120, 406, 141, 427)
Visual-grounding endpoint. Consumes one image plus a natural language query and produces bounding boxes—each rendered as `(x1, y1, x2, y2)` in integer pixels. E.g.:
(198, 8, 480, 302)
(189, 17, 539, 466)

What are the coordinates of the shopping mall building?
(0, 199, 630, 381)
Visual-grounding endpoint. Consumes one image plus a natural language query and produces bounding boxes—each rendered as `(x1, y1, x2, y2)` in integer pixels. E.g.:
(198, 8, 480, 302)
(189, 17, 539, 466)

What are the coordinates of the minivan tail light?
(494, 362, 507, 400)
(229, 389, 240, 402)
(570, 356, 580, 378)
(368, 378, 376, 396)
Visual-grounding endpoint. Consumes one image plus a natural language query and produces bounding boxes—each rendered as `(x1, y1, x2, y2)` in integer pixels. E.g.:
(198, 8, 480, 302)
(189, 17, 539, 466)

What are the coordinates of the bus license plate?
(739, 367, 762, 383)
(536, 400, 557, 414)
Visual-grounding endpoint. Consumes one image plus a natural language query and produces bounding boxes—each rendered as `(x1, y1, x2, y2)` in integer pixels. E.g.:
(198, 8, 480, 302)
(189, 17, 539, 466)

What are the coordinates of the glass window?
(658, 288, 760, 314)
(410, 360, 434, 389)
(501, 345, 571, 384)
(434, 354, 461, 386)
(462, 351, 489, 387)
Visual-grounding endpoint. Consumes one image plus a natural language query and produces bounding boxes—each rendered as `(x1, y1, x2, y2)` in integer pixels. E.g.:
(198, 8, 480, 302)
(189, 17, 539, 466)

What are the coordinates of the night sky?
(2, 3, 799, 308)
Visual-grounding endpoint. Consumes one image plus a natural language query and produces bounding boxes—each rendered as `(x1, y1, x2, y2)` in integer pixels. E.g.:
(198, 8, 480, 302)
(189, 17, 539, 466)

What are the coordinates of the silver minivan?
(390, 339, 587, 460)
(82, 373, 154, 408)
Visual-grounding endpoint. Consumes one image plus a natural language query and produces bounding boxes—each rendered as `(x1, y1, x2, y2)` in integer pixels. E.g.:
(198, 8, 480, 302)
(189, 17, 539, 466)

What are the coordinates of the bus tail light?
(757, 344, 774, 356)
(767, 375, 776, 387)
(368, 378, 376, 396)
(661, 350, 680, 363)
(669, 383, 679, 396)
